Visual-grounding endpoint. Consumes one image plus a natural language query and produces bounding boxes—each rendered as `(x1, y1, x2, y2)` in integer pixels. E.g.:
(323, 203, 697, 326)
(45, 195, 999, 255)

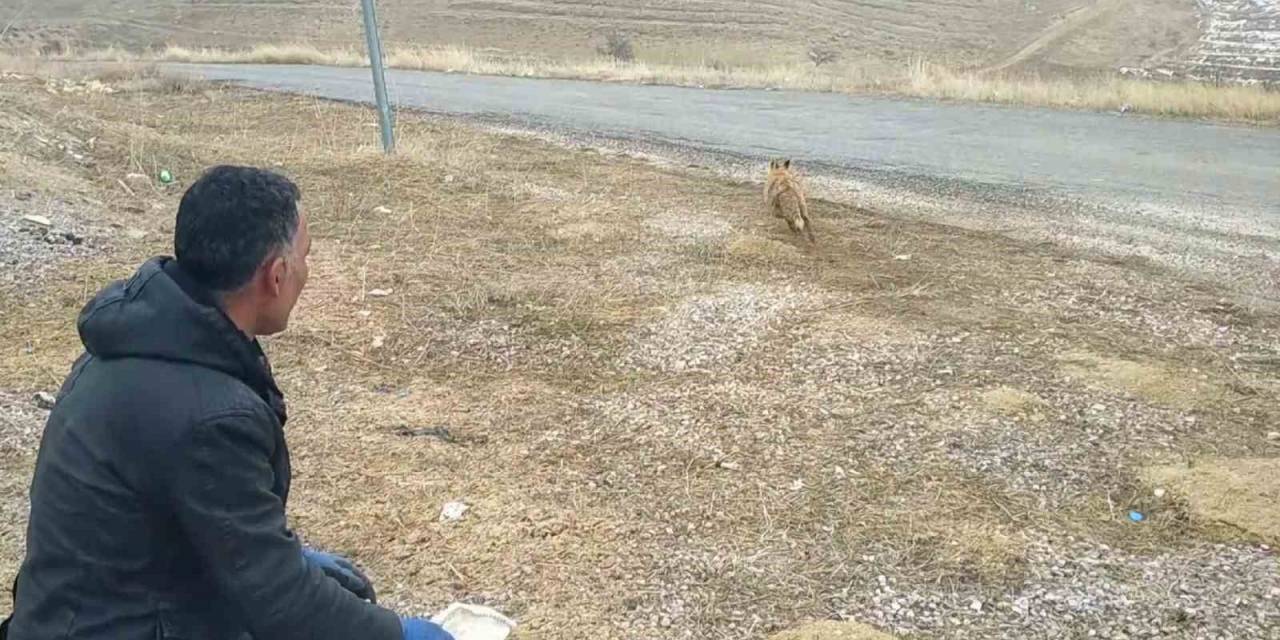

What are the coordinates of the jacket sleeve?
(168, 408, 403, 640)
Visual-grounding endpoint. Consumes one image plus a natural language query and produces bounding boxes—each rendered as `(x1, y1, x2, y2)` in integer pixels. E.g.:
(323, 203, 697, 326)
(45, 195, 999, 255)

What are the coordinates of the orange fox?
(764, 158, 814, 243)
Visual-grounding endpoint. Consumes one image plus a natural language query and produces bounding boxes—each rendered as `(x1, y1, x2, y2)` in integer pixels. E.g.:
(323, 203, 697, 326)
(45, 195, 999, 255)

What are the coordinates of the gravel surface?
(0, 390, 47, 456)
(0, 191, 97, 290)
(624, 283, 818, 373)
(847, 539, 1280, 639)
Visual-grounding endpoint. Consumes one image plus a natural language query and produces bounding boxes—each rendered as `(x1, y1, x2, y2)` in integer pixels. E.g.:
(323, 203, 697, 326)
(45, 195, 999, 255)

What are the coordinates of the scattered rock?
(1267, 431, 1279, 442)
(367, 288, 393, 297)
(22, 214, 51, 227)
(125, 228, 148, 240)
(373, 205, 392, 214)
(624, 283, 814, 373)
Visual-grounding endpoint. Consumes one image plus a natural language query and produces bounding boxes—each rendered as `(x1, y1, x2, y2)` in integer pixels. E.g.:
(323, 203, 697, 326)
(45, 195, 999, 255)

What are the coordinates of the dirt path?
(981, 0, 1126, 73)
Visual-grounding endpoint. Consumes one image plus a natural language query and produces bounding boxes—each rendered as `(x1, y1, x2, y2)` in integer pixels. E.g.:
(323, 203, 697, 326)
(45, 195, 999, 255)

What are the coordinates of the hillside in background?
(1184, 0, 1280, 83)
(1, 0, 1276, 83)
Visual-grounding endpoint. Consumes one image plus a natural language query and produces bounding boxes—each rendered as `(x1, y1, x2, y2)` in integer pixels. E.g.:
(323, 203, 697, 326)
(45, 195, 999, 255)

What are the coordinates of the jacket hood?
(77, 257, 283, 411)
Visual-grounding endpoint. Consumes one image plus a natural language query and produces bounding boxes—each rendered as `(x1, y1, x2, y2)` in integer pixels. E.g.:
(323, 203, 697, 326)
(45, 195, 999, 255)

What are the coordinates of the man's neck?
(220, 293, 259, 338)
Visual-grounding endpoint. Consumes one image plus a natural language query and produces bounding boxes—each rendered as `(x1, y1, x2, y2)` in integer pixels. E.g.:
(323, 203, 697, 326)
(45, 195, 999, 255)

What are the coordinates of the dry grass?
(158, 44, 367, 68)
(1145, 458, 1280, 545)
(0, 52, 209, 96)
(769, 621, 898, 640)
(36, 43, 1280, 124)
(0, 71, 1278, 637)
(980, 386, 1048, 417)
(1059, 351, 1229, 410)
(726, 235, 805, 265)
(906, 60, 1280, 122)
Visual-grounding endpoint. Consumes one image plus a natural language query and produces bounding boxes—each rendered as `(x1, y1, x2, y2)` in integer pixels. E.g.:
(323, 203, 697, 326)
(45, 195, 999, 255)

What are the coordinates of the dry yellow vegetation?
(38, 43, 1280, 124)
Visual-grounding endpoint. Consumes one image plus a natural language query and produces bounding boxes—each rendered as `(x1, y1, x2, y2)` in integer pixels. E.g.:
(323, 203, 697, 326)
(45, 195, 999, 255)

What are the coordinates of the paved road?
(172, 63, 1280, 297)
(174, 63, 1278, 218)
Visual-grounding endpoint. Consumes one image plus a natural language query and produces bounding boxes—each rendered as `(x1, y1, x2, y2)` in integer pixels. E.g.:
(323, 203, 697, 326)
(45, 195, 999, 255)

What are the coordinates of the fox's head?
(768, 158, 793, 173)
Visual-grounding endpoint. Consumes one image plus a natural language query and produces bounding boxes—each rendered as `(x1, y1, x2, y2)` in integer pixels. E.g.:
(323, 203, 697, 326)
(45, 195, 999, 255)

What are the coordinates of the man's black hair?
(175, 165, 301, 292)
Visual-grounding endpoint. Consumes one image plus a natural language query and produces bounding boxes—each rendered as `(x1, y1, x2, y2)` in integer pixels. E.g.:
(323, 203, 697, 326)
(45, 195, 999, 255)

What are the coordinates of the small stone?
(371, 335, 386, 349)
(33, 391, 56, 410)
(367, 288, 393, 297)
(125, 228, 148, 240)
(1153, 488, 1166, 498)
(969, 599, 983, 612)
(373, 205, 392, 214)
(22, 214, 52, 227)
(717, 460, 740, 471)
(1267, 431, 1280, 441)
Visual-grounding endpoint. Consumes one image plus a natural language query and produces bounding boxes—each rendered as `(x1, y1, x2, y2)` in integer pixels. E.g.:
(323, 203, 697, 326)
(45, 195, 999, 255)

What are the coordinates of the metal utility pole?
(360, 0, 395, 153)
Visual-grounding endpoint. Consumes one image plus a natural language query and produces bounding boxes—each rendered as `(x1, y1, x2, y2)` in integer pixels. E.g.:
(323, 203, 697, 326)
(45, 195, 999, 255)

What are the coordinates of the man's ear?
(264, 255, 288, 298)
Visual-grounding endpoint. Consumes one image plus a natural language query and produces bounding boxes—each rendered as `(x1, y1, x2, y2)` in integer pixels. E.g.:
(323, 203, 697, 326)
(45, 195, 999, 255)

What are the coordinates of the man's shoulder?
(65, 353, 277, 438)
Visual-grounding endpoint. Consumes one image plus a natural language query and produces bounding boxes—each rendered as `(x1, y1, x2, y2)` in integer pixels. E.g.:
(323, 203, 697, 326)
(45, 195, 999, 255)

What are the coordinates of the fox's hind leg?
(798, 199, 815, 243)
(785, 216, 802, 234)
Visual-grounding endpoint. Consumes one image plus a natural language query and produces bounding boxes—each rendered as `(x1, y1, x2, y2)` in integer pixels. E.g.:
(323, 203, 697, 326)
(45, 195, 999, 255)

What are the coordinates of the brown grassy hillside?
(4, 0, 1199, 73)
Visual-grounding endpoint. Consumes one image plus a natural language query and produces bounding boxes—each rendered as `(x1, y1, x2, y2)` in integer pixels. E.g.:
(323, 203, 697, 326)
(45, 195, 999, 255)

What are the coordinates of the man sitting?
(4, 166, 451, 640)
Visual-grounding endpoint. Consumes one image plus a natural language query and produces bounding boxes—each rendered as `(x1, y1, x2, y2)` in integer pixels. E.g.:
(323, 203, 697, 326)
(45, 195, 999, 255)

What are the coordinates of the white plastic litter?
(439, 501, 469, 522)
(431, 603, 516, 640)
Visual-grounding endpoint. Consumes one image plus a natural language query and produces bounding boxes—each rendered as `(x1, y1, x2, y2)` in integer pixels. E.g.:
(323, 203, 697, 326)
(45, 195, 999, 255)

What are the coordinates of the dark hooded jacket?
(3, 257, 401, 640)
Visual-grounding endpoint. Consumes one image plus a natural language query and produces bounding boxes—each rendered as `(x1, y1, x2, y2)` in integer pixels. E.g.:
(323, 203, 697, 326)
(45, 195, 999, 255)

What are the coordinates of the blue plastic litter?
(1128, 510, 1146, 523)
